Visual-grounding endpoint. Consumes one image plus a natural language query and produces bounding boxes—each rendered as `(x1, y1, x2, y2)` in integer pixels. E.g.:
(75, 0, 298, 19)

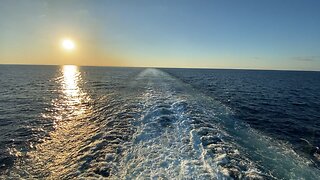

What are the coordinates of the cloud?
(293, 56, 320, 62)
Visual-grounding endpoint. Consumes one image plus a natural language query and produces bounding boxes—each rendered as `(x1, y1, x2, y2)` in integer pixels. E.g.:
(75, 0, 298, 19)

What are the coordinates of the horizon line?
(0, 63, 319, 72)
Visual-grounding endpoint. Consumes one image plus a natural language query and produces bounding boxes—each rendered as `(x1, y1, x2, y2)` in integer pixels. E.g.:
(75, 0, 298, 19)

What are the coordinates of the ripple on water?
(1, 67, 320, 179)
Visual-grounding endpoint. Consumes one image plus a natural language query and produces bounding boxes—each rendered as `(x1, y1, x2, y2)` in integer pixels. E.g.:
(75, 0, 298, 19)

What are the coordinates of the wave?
(3, 68, 320, 179)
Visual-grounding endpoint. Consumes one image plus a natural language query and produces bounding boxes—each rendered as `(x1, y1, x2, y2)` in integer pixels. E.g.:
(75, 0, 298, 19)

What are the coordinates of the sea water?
(0, 65, 319, 179)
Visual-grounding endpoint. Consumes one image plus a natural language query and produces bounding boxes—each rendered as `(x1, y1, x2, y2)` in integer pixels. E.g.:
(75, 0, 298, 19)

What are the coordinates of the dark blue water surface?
(0, 65, 320, 179)
(163, 68, 320, 159)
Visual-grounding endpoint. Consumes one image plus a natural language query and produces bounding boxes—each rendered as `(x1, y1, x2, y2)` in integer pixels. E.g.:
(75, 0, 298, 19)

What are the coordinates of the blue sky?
(0, 0, 320, 70)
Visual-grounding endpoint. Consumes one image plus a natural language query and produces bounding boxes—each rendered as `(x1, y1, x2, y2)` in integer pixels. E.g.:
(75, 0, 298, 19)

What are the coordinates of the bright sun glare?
(61, 39, 75, 50)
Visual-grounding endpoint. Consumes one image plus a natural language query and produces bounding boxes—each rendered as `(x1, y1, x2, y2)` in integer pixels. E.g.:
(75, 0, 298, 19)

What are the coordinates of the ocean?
(0, 65, 319, 179)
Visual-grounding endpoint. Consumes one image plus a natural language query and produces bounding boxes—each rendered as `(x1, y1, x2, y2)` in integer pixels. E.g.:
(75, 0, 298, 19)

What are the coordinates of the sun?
(61, 39, 75, 51)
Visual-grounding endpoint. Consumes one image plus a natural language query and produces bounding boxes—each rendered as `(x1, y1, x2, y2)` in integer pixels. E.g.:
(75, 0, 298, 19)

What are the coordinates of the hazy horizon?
(2, 63, 320, 72)
(1, 0, 320, 70)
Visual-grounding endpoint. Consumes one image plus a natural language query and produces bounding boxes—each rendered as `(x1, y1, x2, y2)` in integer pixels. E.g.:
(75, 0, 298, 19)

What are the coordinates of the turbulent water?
(0, 65, 320, 179)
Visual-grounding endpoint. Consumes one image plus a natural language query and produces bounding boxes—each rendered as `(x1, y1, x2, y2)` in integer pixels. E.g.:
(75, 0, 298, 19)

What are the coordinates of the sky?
(0, 0, 320, 70)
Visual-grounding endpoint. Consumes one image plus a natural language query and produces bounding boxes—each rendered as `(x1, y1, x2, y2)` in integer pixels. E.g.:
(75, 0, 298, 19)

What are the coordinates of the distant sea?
(0, 65, 319, 179)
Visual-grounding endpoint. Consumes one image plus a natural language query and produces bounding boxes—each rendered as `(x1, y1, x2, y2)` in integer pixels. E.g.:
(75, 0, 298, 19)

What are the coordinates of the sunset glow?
(1, 1, 320, 70)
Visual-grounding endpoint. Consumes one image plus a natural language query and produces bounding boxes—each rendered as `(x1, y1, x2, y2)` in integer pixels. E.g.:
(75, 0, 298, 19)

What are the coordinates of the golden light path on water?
(48, 65, 88, 123)
(22, 65, 99, 178)
(59, 65, 85, 116)
(63, 65, 80, 97)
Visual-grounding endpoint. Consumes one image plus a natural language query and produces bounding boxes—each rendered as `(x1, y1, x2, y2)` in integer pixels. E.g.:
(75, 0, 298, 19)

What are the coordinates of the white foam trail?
(119, 68, 320, 179)
(120, 69, 219, 179)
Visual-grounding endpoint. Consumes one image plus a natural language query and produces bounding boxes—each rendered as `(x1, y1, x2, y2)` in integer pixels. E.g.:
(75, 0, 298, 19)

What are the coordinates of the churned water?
(0, 65, 319, 179)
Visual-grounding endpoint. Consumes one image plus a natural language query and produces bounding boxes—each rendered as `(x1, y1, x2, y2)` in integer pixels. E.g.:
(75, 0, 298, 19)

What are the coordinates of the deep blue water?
(163, 68, 320, 161)
(0, 65, 320, 179)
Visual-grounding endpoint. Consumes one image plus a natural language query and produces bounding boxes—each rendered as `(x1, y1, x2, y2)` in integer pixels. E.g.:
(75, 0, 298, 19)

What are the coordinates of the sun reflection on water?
(20, 65, 99, 178)
(51, 65, 89, 120)
(62, 65, 80, 98)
